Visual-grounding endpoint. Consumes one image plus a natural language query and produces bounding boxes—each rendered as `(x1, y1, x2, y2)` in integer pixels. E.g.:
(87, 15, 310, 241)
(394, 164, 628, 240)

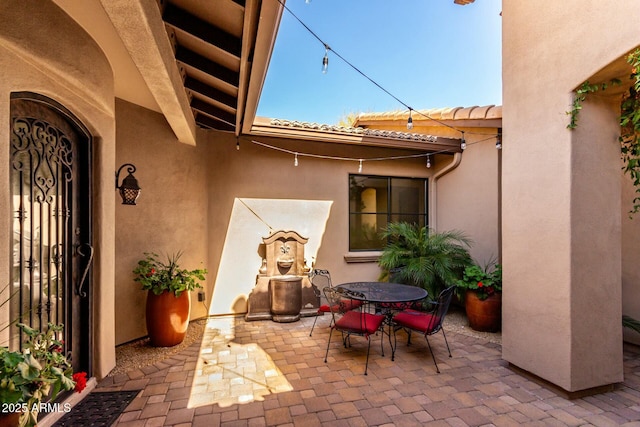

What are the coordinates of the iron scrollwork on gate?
(10, 117, 73, 346)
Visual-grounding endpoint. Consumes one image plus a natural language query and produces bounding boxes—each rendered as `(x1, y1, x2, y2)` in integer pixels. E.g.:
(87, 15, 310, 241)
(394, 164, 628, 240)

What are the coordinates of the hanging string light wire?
(273, 0, 497, 138)
(251, 136, 496, 168)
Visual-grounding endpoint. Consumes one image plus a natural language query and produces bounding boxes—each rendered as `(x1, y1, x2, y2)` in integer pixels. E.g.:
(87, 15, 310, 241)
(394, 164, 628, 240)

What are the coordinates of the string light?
(275, 0, 499, 144)
(251, 135, 496, 170)
(322, 45, 329, 74)
(496, 129, 502, 150)
(407, 108, 414, 130)
(460, 132, 467, 150)
(236, 137, 240, 151)
(250, 136, 497, 175)
(252, 139, 466, 163)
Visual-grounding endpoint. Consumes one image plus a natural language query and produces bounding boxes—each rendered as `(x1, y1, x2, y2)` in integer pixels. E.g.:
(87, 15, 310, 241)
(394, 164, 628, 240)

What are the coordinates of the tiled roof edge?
(269, 118, 438, 142)
(356, 105, 502, 122)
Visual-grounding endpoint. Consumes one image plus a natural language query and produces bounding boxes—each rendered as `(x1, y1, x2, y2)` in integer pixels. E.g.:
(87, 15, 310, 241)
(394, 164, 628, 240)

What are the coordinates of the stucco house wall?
(203, 132, 439, 314)
(112, 110, 495, 339)
(352, 114, 502, 268)
(623, 172, 640, 345)
(0, 0, 117, 379)
(114, 99, 209, 344)
(502, 0, 640, 392)
(111, 118, 502, 329)
(432, 133, 500, 266)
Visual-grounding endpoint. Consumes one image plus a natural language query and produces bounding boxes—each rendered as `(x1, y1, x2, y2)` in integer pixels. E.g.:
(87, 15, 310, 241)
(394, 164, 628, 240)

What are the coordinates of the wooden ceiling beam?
(176, 46, 239, 87)
(184, 76, 236, 110)
(195, 113, 235, 132)
(191, 98, 236, 125)
(163, 3, 241, 57)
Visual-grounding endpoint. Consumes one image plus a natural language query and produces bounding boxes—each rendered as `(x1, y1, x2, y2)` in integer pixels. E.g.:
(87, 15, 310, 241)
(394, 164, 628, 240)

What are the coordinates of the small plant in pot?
(0, 323, 87, 427)
(456, 261, 502, 332)
(133, 251, 207, 347)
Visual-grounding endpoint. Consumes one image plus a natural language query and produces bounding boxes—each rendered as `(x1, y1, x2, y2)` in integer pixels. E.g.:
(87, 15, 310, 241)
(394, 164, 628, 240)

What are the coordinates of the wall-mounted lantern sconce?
(115, 163, 141, 205)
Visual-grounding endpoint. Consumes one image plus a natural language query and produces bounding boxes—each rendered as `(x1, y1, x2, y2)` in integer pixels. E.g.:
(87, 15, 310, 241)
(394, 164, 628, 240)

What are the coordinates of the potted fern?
(377, 222, 473, 298)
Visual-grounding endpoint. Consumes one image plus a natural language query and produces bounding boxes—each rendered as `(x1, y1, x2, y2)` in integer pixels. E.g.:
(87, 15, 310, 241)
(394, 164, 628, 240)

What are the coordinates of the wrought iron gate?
(9, 93, 92, 374)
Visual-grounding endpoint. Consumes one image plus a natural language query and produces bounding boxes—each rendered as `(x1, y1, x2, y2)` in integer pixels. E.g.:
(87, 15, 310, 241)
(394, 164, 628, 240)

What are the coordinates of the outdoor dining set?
(308, 269, 455, 375)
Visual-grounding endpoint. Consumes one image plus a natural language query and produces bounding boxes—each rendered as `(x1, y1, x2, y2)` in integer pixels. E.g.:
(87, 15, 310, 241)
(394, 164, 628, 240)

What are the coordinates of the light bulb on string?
(496, 131, 502, 150)
(426, 155, 431, 168)
(236, 138, 240, 151)
(407, 108, 414, 130)
(294, 153, 299, 167)
(322, 45, 329, 74)
(358, 159, 363, 173)
(273, 3, 488, 151)
(460, 132, 466, 150)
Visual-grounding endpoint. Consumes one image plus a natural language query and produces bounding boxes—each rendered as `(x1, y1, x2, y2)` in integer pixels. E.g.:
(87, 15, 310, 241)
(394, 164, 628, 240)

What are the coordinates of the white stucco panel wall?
(210, 198, 333, 315)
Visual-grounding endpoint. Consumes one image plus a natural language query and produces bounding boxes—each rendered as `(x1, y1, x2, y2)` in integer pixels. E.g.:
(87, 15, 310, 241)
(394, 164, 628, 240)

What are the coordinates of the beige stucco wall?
(114, 99, 209, 344)
(111, 120, 501, 324)
(502, 0, 640, 392)
(344, 121, 501, 268)
(623, 169, 640, 345)
(435, 132, 500, 265)
(115, 124, 466, 337)
(204, 133, 433, 313)
(0, 0, 116, 379)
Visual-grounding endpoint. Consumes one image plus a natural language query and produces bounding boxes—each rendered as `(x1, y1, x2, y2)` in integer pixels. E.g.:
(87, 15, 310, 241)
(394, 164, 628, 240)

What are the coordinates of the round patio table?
(337, 282, 427, 304)
(336, 282, 428, 361)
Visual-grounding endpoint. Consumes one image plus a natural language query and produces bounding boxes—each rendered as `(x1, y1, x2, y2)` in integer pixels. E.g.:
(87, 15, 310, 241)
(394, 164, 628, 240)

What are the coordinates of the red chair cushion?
(393, 310, 440, 334)
(335, 311, 385, 336)
(340, 299, 363, 311)
(320, 299, 363, 313)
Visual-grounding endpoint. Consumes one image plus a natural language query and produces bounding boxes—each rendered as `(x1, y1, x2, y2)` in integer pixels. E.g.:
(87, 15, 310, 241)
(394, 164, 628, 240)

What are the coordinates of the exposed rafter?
(159, 0, 281, 133)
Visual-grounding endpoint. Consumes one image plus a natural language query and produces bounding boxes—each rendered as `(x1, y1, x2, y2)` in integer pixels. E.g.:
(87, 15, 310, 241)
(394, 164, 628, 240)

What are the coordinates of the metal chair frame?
(308, 269, 333, 336)
(309, 269, 363, 336)
(391, 285, 455, 373)
(323, 286, 385, 375)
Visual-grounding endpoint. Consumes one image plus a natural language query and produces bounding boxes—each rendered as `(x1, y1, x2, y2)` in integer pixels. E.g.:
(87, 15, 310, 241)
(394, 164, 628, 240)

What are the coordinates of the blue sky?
(256, 0, 502, 125)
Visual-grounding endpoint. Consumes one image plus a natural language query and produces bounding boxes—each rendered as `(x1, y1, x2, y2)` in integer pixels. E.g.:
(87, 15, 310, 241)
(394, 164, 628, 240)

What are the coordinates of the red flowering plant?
(455, 262, 502, 301)
(133, 251, 207, 296)
(0, 323, 87, 426)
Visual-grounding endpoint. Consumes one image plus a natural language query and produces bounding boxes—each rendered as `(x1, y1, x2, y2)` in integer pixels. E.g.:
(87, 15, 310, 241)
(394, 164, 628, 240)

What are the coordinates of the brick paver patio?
(96, 315, 640, 426)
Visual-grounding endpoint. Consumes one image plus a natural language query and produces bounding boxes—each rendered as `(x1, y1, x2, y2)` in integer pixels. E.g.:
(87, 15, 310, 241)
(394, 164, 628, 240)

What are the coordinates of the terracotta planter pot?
(146, 290, 191, 347)
(0, 411, 22, 427)
(465, 290, 502, 332)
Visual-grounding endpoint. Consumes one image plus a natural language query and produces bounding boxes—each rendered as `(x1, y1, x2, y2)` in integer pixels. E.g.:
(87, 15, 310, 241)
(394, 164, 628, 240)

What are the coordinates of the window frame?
(348, 173, 429, 252)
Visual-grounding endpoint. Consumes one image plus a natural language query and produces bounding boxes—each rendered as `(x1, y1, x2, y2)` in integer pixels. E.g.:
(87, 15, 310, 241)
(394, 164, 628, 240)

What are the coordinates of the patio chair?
(391, 285, 455, 373)
(323, 286, 385, 375)
(308, 269, 362, 336)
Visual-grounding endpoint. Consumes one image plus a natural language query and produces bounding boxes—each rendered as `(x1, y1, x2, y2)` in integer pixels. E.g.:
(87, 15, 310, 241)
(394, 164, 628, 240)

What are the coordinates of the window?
(349, 174, 428, 251)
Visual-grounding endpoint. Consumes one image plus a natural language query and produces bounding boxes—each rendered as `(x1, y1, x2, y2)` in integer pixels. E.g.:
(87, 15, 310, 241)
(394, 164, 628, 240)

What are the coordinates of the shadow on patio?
(95, 312, 640, 426)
